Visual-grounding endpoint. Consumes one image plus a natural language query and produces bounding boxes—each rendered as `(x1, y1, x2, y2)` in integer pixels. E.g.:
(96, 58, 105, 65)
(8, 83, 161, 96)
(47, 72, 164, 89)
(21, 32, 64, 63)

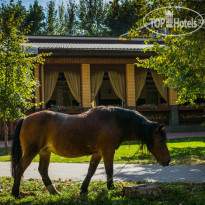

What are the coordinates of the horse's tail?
(11, 118, 24, 177)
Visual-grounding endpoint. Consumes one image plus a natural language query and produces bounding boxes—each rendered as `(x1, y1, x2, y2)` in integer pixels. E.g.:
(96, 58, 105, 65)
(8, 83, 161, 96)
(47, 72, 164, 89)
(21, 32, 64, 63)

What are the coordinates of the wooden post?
(168, 87, 178, 105)
(34, 64, 40, 110)
(168, 87, 179, 126)
(125, 64, 136, 109)
(81, 64, 91, 110)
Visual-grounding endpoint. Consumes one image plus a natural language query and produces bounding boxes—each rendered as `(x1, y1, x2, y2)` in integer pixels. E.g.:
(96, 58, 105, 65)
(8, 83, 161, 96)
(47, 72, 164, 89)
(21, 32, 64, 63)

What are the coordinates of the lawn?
(0, 137, 204, 165)
(0, 177, 204, 205)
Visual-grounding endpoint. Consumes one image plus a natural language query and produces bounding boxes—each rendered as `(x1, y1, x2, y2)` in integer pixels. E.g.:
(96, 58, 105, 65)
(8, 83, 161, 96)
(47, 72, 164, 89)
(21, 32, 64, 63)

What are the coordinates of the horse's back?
(19, 108, 122, 157)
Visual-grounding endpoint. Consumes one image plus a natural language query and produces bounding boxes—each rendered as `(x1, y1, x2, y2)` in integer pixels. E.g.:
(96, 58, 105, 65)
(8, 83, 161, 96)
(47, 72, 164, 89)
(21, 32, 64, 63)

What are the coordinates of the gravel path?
(0, 162, 204, 183)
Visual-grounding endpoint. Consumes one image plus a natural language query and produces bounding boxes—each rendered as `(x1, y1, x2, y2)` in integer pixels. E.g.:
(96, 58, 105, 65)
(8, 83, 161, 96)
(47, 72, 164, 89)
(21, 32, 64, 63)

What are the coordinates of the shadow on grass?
(117, 146, 205, 165)
(1, 181, 205, 205)
(122, 137, 205, 145)
(167, 137, 205, 143)
(119, 153, 153, 161)
(169, 147, 205, 159)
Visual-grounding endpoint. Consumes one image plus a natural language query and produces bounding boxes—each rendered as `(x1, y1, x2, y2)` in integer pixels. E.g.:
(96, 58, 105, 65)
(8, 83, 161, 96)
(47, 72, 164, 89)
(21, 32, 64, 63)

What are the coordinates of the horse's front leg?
(102, 150, 115, 190)
(81, 153, 102, 195)
(38, 150, 61, 195)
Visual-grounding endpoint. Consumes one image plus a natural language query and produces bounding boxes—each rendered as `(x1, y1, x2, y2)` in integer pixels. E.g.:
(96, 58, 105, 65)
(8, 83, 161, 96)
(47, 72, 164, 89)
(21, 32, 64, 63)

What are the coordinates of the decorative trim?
(45, 58, 138, 64)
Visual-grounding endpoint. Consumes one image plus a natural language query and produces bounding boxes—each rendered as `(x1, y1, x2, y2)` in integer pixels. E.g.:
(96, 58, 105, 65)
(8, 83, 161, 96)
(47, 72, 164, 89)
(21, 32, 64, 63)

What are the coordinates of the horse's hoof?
(47, 184, 62, 195)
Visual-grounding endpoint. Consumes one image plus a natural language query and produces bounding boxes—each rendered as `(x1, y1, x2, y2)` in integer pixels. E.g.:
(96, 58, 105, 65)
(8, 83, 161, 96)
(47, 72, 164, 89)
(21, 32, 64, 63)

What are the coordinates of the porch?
(0, 36, 204, 139)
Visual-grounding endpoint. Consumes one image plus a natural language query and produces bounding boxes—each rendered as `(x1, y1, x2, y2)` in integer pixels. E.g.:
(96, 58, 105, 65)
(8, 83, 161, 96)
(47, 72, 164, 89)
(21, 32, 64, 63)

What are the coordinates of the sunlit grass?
(0, 137, 204, 165)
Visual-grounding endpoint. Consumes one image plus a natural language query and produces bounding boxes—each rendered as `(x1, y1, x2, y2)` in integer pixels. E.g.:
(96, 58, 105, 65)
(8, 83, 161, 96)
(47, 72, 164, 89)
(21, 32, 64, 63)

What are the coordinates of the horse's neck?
(122, 132, 136, 142)
(122, 120, 151, 143)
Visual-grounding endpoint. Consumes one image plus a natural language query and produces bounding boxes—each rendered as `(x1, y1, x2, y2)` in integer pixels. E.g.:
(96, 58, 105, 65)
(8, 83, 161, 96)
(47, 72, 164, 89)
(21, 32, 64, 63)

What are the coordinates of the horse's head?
(150, 124, 170, 167)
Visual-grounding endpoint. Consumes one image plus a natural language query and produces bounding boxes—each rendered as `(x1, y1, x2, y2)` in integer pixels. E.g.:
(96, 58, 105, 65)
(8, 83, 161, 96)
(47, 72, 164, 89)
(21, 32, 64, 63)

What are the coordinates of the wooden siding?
(46, 58, 138, 64)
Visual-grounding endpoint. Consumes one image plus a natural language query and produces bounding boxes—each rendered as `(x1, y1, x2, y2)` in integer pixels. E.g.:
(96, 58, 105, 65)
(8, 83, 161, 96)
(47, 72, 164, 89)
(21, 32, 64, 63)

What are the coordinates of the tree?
(129, 0, 205, 106)
(12, 0, 27, 31)
(44, 0, 56, 35)
(0, 0, 47, 154)
(24, 0, 45, 35)
(77, 0, 107, 36)
(65, 0, 78, 35)
(56, 1, 66, 35)
(105, 0, 147, 36)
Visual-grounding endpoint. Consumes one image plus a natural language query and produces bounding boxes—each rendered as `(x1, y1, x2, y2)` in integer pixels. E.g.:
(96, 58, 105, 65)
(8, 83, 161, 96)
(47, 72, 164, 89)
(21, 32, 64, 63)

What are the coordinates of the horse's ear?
(156, 123, 165, 132)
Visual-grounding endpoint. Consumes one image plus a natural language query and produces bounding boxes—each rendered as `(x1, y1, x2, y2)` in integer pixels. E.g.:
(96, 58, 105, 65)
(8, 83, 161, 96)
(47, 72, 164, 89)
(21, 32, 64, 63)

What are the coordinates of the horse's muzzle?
(160, 158, 170, 167)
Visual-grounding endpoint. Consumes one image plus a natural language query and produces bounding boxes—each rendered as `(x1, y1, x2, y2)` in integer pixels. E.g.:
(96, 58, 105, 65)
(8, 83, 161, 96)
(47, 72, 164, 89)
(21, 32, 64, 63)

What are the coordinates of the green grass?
(0, 177, 204, 204)
(0, 137, 205, 165)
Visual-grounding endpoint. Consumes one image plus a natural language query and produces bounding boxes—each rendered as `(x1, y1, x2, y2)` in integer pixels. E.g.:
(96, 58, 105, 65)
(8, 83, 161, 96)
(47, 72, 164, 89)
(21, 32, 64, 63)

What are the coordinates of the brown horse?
(11, 106, 170, 198)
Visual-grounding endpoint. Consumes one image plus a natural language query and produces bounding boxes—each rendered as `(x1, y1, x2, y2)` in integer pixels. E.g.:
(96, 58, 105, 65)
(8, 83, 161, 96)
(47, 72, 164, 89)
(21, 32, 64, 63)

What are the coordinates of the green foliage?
(137, 33, 205, 105)
(130, 0, 205, 105)
(12, 0, 27, 31)
(56, 1, 66, 35)
(65, 0, 78, 35)
(44, 0, 56, 35)
(0, 177, 204, 205)
(77, 0, 108, 36)
(105, 0, 147, 36)
(0, 0, 46, 121)
(24, 0, 45, 35)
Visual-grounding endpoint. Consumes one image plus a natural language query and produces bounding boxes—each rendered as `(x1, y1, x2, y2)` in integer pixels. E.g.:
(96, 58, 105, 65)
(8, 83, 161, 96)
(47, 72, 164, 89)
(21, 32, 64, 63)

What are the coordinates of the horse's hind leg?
(38, 150, 61, 195)
(81, 153, 102, 195)
(12, 152, 37, 198)
(102, 150, 115, 190)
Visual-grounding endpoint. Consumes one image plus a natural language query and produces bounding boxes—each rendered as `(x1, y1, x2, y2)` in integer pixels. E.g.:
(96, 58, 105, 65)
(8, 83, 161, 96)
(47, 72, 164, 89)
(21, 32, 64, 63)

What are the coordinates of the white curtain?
(151, 71, 167, 101)
(91, 71, 104, 102)
(44, 72, 59, 103)
(64, 71, 81, 103)
(135, 70, 147, 100)
(108, 71, 126, 102)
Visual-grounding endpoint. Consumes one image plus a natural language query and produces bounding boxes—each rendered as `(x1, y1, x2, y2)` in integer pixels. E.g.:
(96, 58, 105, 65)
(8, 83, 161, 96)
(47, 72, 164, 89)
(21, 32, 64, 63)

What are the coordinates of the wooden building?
(26, 36, 204, 129)
(0, 36, 203, 139)
(25, 36, 180, 124)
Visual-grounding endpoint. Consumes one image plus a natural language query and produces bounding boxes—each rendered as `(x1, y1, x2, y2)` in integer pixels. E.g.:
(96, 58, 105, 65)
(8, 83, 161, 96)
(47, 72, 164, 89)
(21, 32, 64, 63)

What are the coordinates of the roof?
(25, 36, 161, 57)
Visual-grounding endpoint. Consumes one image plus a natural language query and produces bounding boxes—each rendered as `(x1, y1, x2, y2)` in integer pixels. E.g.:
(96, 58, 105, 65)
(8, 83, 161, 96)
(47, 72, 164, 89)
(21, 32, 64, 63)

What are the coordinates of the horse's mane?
(90, 106, 159, 151)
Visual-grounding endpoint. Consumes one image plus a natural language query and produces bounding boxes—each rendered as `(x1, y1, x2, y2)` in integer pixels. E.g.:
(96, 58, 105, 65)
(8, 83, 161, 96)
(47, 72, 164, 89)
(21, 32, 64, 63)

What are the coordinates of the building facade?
(0, 35, 203, 139)
(27, 36, 204, 130)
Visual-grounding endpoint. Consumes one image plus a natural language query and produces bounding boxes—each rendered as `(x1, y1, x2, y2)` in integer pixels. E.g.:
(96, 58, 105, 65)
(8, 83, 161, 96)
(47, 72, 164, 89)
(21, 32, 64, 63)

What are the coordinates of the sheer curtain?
(91, 71, 104, 102)
(64, 71, 81, 103)
(108, 71, 126, 102)
(151, 71, 167, 101)
(44, 71, 59, 103)
(135, 70, 147, 100)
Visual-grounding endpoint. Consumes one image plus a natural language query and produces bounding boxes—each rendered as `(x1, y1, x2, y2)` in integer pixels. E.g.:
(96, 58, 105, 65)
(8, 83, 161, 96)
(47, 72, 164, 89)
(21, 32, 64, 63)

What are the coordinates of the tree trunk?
(3, 117, 8, 155)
